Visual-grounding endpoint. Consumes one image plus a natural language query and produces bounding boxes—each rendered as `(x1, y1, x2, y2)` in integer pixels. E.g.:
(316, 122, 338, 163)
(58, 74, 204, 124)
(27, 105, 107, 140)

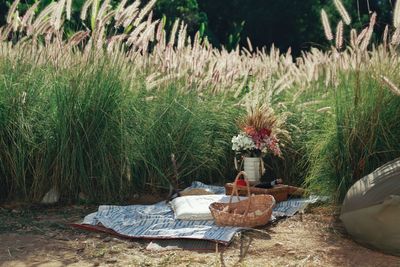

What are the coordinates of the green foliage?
(227, 21, 245, 50)
(131, 87, 240, 190)
(303, 71, 400, 200)
(0, 57, 240, 203)
(1, 0, 400, 205)
(154, 0, 207, 35)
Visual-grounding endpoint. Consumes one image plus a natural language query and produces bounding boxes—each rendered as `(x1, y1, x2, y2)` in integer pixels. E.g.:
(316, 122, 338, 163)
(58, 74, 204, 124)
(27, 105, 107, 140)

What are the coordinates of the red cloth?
(236, 179, 247, 186)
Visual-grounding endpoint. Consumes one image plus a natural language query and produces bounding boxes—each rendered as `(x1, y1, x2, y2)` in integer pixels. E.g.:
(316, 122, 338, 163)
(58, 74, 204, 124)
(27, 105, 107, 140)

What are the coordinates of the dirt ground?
(0, 201, 399, 267)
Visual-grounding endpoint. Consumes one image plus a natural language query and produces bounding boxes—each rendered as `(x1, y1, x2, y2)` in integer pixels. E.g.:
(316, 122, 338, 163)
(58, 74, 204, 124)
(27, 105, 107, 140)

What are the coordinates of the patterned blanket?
(82, 182, 323, 244)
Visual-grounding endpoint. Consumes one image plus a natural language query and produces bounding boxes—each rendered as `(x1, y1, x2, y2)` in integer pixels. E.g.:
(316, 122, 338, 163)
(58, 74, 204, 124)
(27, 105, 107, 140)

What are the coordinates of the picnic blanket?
(80, 182, 323, 244)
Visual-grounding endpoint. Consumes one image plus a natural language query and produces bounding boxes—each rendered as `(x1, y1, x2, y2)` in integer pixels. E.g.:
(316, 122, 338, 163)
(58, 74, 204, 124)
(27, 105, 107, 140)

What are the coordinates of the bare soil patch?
(0, 203, 399, 267)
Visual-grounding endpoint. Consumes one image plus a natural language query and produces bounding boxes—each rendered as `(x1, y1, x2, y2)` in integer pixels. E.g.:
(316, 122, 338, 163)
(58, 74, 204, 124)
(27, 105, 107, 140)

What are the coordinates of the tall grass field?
(1, 0, 400, 203)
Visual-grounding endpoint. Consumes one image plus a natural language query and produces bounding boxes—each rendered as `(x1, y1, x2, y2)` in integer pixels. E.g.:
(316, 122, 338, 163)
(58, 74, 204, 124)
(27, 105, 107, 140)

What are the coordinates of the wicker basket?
(224, 183, 305, 202)
(209, 171, 275, 227)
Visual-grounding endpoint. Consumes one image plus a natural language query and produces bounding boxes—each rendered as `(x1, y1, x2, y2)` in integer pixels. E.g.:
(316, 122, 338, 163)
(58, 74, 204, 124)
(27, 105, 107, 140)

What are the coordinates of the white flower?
(231, 133, 255, 152)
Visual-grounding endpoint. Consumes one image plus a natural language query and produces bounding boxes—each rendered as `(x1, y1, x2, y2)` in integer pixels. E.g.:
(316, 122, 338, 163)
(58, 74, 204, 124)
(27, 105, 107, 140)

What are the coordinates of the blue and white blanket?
(83, 182, 323, 244)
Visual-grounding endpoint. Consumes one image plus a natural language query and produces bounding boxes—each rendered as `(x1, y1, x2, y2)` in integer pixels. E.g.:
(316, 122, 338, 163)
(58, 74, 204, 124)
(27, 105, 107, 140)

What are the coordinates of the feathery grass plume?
(31, 2, 57, 34)
(146, 10, 153, 27)
(370, 11, 377, 26)
(321, 9, 333, 41)
(177, 23, 187, 49)
(67, 30, 90, 46)
(391, 28, 400, 45)
(133, 0, 156, 27)
(80, 0, 93, 21)
(126, 22, 146, 45)
(360, 12, 376, 50)
(6, 0, 20, 24)
(381, 75, 400, 96)
(101, 9, 116, 26)
(35, 18, 52, 36)
(66, 0, 72, 20)
(247, 37, 253, 52)
(11, 10, 20, 32)
(0, 27, 4, 41)
(133, 20, 157, 51)
(334, 0, 351, 25)
(52, 0, 66, 30)
(383, 25, 389, 48)
(394, 0, 400, 28)
(121, 8, 139, 29)
(155, 20, 164, 41)
(335, 20, 344, 49)
(356, 27, 368, 46)
(107, 33, 127, 51)
(116, 1, 139, 28)
(350, 28, 357, 47)
(169, 19, 179, 46)
(21, 1, 39, 28)
(115, 0, 128, 20)
(97, 0, 111, 22)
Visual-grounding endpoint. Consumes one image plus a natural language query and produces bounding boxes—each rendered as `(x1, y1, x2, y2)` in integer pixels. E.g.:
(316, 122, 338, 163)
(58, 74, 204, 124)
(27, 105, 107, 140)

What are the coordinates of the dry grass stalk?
(380, 75, 400, 96)
(316, 106, 332, 113)
(6, 0, 20, 24)
(169, 19, 180, 46)
(391, 28, 400, 46)
(52, 0, 66, 30)
(360, 12, 376, 50)
(383, 25, 389, 48)
(350, 28, 357, 47)
(247, 37, 253, 52)
(21, 2, 39, 28)
(334, 0, 351, 25)
(356, 27, 368, 47)
(394, 0, 400, 28)
(68, 30, 90, 46)
(97, 0, 111, 21)
(321, 9, 333, 41)
(134, 0, 156, 27)
(239, 106, 277, 133)
(66, 0, 72, 20)
(80, 0, 93, 20)
(1, 0, 399, 103)
(336, 20, 344, 49)
(177, 23, 187, 49)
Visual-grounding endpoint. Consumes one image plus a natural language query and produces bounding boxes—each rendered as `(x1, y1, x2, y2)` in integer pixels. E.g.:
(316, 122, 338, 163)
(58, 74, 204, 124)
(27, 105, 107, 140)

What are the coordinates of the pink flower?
(259, 128, 271, 138)
(264, 135, 282, 157)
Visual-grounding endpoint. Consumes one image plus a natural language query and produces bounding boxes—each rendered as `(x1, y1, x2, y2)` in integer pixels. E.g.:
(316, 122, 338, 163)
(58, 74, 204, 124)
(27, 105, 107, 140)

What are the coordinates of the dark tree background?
(0, 0, 396, 54)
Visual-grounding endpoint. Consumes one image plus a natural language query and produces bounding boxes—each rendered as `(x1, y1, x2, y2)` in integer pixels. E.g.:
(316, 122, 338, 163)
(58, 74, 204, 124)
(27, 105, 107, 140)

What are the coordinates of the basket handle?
(229, 171, 252, 209)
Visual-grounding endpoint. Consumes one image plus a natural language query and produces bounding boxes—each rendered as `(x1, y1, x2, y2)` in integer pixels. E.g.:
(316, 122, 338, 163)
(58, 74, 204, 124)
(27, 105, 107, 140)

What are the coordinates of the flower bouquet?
(232, 105, 285, 183)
